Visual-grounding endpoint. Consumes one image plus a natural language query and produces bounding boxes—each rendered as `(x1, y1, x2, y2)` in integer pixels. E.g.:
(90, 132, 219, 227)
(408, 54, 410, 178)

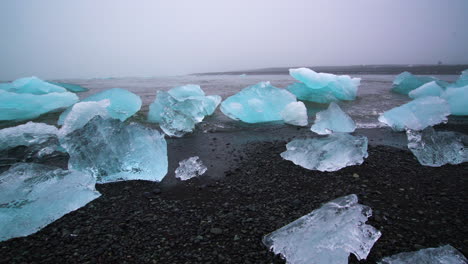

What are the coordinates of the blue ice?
(311, 102, 356, 134)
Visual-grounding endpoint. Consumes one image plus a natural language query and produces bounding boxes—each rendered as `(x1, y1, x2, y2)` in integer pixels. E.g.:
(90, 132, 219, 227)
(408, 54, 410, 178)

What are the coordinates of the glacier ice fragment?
(49, 82, 89, 93)
(59, 100, 110, 136)
(378, 96, 450, 131)
(287, 82, 338, 103)
(175, 156, 207, 181)
(441, 86, 468, 116)
(263, 194, 381, 264)
(448, 69, 468, 88)
(60, 116, 167, 183)
(391, 72, 438, 95)
(280, 133, 368, 172)
(0, 77, 67, 95)
(378, 244, 467, 264)
(281, 102, 308, 126)
(311, 102, 356, 134)
(220, 82, 296, 123)
(0, 122, 58, 151)
(408, 81, 444, 99)
(0, 163, 100, 241)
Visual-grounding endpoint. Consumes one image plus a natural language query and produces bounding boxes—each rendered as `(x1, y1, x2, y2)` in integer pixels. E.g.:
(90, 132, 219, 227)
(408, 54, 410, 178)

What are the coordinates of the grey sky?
(1, 0, 467, 80)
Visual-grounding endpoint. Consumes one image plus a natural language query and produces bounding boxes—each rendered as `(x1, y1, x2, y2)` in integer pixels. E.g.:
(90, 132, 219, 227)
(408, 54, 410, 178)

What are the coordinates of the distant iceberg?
(0, 77, 68, 94)
(311, 102, 356, 135)
(49, 82, 89, 92)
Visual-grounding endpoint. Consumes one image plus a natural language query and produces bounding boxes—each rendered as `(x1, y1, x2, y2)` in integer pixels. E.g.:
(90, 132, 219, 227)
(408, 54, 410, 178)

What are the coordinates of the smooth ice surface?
(378, 96, 450, 131)
(0, 90, 78, 121)
(0, 77, 67, 95)
(49, 82, 89, 92)
(281, 102, 308, 126)
(287, 68, 360, 102)
(175, 156, 207, 181)
(58, 88, 142, 125)
(221, 81, 296, 123)
(0, 163, 100, 241)
(148, 84, 221, 137)
(0, 122, 58, 151)
(311, 102, 356, 135)
(442, 86, 468, 116)
(263, 194, 381, 264)
(280, 133, 368, 172)
(61, 117, 167, 183)
(407, 127, 467, 167)
(59, 100, 110, 136)
(391, 72, 438, 95)
(378, 245, 468, 264)
(408, 81, 444, 99)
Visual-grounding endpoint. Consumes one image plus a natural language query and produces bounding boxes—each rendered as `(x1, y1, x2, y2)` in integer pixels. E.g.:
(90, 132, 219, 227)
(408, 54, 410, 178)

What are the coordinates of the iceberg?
(408, 81, 444, 99)
(280, 133, 368, 172)
(442, 86, 468, 116)
(0, 163, 100, 242)
(407, 127, 467, 167)
(49, 82, 89, 93)
(0, 122, 58, 151)
(391, 72, 438, 95)
(287, 68, 360, 103)
(0, 77, 67, 95)
(58, 88, 142, 125)
(148, 84, 221, 137)
(378, 244, 467, 264)
(59, 100, 110, 136)
(60, 116, 167, 183)
(221, 82, 296, 123)
(281, 102, 308, 126)
(263, 194, 381, 264)
(310, 102, 356, 135)
(175, 156, 207, 181)
(448, 69, 468, 88)
(378, 96, 450, 131)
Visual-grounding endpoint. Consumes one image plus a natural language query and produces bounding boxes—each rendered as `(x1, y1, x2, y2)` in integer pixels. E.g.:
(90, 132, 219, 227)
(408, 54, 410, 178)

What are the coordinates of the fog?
(1, 0, 467, 80)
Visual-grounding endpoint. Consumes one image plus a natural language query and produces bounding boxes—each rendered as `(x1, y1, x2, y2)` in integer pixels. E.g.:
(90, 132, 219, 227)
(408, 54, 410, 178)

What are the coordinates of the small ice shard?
(280, 133, 368, 172)
(378, 245, 468, 264)
(49, 82, 89, 92)
(310, 102, 356, 135)
(0, 77, 67, 95)
(60, 116, 167, 183)
(442, 86, 468, 116)
(58, 88, 142, 125)
(391, 72, 438, 95)
(0, 163, 100, 241)
(0, 90, 78, 121)
(175, 156, 207, 181)
(408, 81, 444, 99)
(148, 84, 221, 137)
(0, 122, 58, 151)
(263, 194, 381, 264)
(406, 127, 467, 167)
(221, 81, 296, 123)
(59, 100, 110, 136)
(378, 96, 450, 131)
(287, 68, 360, 102)
(281, 102, 308, 126)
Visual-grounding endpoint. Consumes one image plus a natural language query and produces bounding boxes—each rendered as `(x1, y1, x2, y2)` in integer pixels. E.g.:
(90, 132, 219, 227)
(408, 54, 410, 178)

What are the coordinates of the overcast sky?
(1, 0, 467, 80)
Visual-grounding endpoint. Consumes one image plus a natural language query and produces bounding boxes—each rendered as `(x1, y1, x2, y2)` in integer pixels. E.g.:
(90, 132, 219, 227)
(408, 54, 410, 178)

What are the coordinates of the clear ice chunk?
(263, 194, 381, 264)
(148, 85, 221, 137)
(407, 127, 467, 167)
(408, 81, 444, 99)
(280, 133, 368, 172)
(0, 122, 58, 151)
(391, 72, 438, 95)
(0, 163, 100, 241)
(60, 116, 167, 183)
(175, 156, 207, 181)
(378, 244, 468, 264)
(59, 100, 110, 136)
(378, 96, 450, 131)
(220, 81, 296, 123)
(287, 82, 339, 103)
(58, 88, 142, 125)
(0, 77, 67, 95)
(442, 86, 468, 116)
(281, 102, 308, 126)
(311, 102, 356, 135)
(49, 82, 89, 92)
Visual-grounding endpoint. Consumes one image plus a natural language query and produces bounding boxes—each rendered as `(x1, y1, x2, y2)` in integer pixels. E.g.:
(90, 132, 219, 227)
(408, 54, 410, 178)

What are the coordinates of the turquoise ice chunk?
(59, 100, 110, 136)
(447, 69, 468, 88)
(442, 86, 468, 116)
(0, 163, 100, 241)
(221, 81, 296, 123)
(408, 81, 444, 99)
(311, 102, 356, 135)
(391, 72, 438, 95)
(58, 88, 142, 125)
(49, 82, 89, 92)
(0, 77, 67, 95)
(287, 82, 339, 103)
(378, 96, 450, 131)
(378, 244, 467, 264)
(281, 102, 308, 126)
(60, 116, 168, 183)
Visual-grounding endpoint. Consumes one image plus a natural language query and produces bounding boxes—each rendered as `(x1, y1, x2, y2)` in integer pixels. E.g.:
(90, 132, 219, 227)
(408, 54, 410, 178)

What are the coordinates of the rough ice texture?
(391, 72, 438, 95)
(378, 245, 468, 264)
(60, 116, 167, 183)
(0, 90, 78, 121)
(0, 163, 100, 242)
(49, 82, 89, 92)
(0, 122, 58, 151)
(408, 81, 444, 99)
(378, 96, 450, 131)
(0, 77, 67, 95)
(287, 68, 360, 103)
(442, 86, 468, 116)
(58, 88, 142, 125)
(263, 194, 381, 264)
(148, 85, 221, 137)
(280, 133, 368, 172)
(407, 127, 467, 167)
(175, 156, 208, 181)
(59, 100, 110, 136)
(311, 102, 356, 135)
(281, 102, 308, 126)
(221, 82, 297, 123)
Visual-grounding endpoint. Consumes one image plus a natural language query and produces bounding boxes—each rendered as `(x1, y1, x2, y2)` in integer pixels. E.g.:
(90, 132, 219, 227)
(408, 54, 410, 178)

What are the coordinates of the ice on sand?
(281, 102, 308, 126)
(59, 100, 110, 136)
(311, 102, 356, 135)
(175, 156, 207, 181)
(408, 81, 444, 99)
(0, 122, 58, 151)
(378, 244, 467, 264)
(263, 194, 381, 264)
(0, 77, 67, 94)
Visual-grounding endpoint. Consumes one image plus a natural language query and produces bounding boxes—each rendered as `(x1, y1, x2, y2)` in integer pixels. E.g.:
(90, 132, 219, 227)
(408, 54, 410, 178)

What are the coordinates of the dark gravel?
(0, 143, 467, 263)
